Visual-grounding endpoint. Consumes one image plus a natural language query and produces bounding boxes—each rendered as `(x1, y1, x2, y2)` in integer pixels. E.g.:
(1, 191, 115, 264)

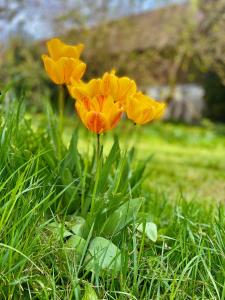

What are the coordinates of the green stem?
(58, 85, 64, 135)
(96, 133, 100, 167)
(90, 134, 101, 213)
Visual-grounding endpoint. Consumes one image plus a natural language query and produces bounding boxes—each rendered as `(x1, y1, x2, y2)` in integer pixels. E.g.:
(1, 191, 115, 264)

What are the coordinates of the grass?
(0, 95, 225, 299)
(136, 122, 225, 202)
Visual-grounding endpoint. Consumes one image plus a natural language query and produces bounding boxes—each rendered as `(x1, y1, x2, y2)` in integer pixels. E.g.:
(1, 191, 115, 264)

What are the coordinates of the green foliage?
(137, 222, 157, 242)
(0, 92, 224, 299)
(85, 237, 121, 274)
(82, 284, 98, 300)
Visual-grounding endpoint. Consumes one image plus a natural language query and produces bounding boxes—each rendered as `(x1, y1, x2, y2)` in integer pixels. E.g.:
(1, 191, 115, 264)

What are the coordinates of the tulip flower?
(46, 38, 84, 60)
(68, 73, 116, 100)
(100, 72, 137, 107)
(75, 95, 122, 134)
(69, 72, 136, 107)
(42, 38, 86, 85)
(126, 92, 166, 125)
(69, 73, 134, 133)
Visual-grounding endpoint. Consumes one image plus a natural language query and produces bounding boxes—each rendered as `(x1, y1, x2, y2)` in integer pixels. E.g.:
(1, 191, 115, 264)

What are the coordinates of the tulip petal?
(42, 55, 64, 84)
(126, 92, 165, 124)
(75, 100, 89, 125)
(53, 57, 85, 85)
(101, 72, 118, 96)
(71, 85, 90, 102)
(47, 38, 84, 60)
(117, 77, 136, 104)
(47, 38, 64, 61)
(109, 110, 122, 129)
(70, 61, 86, 82)
(86, 112, 108, 134)
(88, 79, 102, 97)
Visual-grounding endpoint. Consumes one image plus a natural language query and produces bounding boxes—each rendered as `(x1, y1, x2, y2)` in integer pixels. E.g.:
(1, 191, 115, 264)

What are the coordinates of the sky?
(0, 0, 185, 42)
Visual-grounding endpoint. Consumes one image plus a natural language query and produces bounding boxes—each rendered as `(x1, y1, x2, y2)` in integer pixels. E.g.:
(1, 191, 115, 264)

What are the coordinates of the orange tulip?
(126, 92, 166, 125)
(69, 71, 136, 107)
(42, 38, 86, 85)
(70, 74, 123, 133)
(75, 95, 122, 134)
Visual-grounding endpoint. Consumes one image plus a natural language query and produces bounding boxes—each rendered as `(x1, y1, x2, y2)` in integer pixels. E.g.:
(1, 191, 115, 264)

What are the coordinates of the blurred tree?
(197, 0, 225, 84)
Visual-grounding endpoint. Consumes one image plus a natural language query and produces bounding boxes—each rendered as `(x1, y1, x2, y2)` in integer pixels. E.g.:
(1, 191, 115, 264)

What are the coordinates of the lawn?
(137, 122, 225, 202)
(67, 120, 225, 202)
(0, 98, 224, 299)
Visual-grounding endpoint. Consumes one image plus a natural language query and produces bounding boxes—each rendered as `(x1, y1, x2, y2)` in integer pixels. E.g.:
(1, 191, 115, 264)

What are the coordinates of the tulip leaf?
(61, 129, 82, 176)
(82, 284, 98, 300)
(97, 136, 120, 193)
(60, 167, 80, 213)
(65, 216, 88, 238)
(46, 222, 72, 240)
(65, 234, 86, 249)
(64, 235, 87, 262)
(68, 130, 82, 173)
(137, 222, 157, 242)
(101, 197, 144, 236)
(85, 237, 121, 273)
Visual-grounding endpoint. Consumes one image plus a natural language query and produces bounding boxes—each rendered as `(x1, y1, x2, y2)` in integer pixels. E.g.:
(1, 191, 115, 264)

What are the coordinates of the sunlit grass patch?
(0, 91, 224, 298)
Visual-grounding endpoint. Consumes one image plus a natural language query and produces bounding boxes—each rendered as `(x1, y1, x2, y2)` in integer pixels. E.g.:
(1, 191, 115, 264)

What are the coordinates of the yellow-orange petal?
(42, 55, 64, 84)
(67, 80, 85, 98)
(47, 38, 84, 60)
(75, 100, 88, 125)
(61, 43, 84, 59)
(47, 38, 63, 61)
(87, 79, 102, 97)
(86, 111, 108, 134)
(101, 72, 118, 96)
(109, 109, 122, 129)
(126, 93, 165, 124)
(70, 84, 90, 102)
(55, 57, 86, 85)
(70, 77, 102, 102)
(70, 61, 86, 82)
(117, 77, 136, 104)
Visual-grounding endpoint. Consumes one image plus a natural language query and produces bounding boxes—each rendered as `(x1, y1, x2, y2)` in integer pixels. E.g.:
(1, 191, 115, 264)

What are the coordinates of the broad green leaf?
(82, 284, 98, 300)
(102, 197, 144, 236)
(46, 222, 72, 240)
(85, 237, 121, 273)
(137, 222, 157, 242)
(64, 235, 87, 261)
(66, 216, 88, 238)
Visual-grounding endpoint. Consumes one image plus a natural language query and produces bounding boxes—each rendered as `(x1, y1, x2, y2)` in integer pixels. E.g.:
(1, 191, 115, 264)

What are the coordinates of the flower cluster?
(42, 38, 165, 133)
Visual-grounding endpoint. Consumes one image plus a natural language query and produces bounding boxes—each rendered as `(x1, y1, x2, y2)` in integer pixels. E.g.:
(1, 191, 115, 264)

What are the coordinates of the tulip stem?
(90, 134, 101, 213)
(95, 133, 101, 187)
(58, 85, 64, 136)
(97, 133, 100, 163)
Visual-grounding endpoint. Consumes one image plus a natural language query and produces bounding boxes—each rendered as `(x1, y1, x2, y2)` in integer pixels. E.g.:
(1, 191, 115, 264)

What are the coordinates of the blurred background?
(0, 0, 225, 123)
(0, 0, 225, 202)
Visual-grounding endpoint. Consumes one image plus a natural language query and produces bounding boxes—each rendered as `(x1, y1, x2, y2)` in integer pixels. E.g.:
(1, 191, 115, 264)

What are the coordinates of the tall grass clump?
(0, 38, 224, 299)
